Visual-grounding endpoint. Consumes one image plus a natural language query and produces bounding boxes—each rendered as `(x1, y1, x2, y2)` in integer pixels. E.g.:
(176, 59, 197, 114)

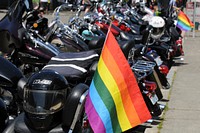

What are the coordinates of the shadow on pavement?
(160, 98, 169, 102)
(173, 62, 188, 66)
(124, 125, 149, 133)
(122, 116, 164, 133)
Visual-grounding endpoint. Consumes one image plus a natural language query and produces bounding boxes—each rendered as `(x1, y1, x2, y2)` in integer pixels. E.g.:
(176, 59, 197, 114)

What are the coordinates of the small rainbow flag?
(85, 28, 151, 133)
(176, 10, 194, 31)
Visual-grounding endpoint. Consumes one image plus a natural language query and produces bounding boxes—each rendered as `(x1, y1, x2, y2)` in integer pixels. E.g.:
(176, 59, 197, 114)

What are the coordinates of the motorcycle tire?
(140, 85, 162, 117)
(151, 103, 162, 117)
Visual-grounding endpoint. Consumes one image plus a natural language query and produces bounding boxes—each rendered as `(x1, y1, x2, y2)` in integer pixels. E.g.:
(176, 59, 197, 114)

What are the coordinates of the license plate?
(154, 57, 163, 66)
(148, 93, 159, 105)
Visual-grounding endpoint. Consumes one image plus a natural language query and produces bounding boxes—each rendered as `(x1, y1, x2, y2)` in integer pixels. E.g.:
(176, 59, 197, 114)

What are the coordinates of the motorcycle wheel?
(151, 103, 162, 117)
(141, 89, 162, 117)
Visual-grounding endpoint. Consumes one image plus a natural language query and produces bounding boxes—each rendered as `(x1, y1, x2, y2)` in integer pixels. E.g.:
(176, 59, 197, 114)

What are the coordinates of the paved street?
(160, 32, 200, 133)
(0, 9, 200, 133)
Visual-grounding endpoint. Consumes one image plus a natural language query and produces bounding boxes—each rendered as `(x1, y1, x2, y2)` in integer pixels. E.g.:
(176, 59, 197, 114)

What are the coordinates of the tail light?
(144, 80, 157, 92)
(176, 39, 184, 56)
(82, 119, 89, 129)
(176, 39, 182, 45)
(159, 65, 169, 75)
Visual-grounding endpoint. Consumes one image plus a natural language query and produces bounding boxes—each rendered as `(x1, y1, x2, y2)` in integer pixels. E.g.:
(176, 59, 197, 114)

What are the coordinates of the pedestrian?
(82, 0, 92, 14)
(40, 0, 48, 14)
(47, 0, 51, 11)
(176, 0, 187, 11)
(33, 0, 40, 9)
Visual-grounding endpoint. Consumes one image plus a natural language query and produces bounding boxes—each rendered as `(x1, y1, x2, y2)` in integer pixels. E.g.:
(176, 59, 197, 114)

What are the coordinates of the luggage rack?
(131, 60, 156, 81)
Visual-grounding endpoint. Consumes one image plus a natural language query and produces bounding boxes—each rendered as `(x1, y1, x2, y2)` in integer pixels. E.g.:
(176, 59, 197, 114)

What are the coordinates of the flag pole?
(193, 0, 196, 38)
(103, 16, 114, 47)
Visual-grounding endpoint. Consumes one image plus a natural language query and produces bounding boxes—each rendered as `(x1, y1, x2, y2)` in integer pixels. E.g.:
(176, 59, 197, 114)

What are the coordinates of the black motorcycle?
(0, 56, 26, 132)
(131, 60, 163, 117)
(1, 63, 92, 133)
(0, 0, 59, 75)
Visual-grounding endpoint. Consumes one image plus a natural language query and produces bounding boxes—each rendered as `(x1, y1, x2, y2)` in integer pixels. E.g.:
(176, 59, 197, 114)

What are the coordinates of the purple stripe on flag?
(85, 94, 106, 133)
(85, 80, 113, 133)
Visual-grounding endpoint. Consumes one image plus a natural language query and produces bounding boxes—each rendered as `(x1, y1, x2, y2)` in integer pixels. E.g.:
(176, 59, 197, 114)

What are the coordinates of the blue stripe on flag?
(89, 80, 114, 133)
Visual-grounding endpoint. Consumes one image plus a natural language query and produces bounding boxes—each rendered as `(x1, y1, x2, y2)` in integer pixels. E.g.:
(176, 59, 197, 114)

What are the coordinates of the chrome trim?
(68, 90, 88, 133)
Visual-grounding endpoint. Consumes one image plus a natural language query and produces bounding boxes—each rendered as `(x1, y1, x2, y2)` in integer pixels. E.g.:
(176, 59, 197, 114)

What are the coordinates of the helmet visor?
(23, 89, 67, 115)
(152, 27, 164, 35)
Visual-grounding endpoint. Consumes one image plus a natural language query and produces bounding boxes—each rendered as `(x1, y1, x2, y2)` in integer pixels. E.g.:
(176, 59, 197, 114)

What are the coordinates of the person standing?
(82, 0, 92, 14)
(176, 0, 187, 10)
(33, 0, 40, 9)
(40, 0, 48, 14)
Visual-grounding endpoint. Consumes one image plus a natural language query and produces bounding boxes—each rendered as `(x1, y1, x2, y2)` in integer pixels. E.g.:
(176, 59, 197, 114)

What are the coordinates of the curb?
(143, 62, 179, 133)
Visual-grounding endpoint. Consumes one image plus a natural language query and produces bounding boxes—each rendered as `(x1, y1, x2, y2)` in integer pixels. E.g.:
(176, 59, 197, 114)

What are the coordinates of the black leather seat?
(43, 50, 99, 81)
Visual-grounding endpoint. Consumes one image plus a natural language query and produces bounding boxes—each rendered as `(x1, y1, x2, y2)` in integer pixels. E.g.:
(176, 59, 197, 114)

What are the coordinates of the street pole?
(193, 0, 196, 38)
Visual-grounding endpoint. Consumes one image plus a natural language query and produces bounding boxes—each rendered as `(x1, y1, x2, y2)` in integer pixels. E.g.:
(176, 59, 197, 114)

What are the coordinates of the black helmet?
(23, 69, 69, 131)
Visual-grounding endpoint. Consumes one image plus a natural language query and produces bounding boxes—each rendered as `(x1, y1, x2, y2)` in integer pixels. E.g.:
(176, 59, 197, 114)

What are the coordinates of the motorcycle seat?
(133, 35, 143, 44)
(119, 31, 142, 43)
(43, 50, 99, 80)
(119, 31, 133, 40)
(118, 39, 135, 59)
(88, 36, 105, 50)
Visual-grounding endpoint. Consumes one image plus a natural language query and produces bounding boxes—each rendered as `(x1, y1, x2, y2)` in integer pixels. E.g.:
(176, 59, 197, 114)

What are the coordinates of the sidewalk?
(143, 31, 200, 133)
(160, 31, 200, 133)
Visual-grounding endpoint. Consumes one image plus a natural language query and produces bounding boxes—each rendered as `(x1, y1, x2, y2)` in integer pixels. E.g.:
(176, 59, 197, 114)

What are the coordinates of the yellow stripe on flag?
(98, 56, 132, 130)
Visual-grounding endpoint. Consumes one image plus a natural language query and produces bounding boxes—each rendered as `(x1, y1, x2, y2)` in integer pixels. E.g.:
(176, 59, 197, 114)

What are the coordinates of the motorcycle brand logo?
(33, 79, 52, 85)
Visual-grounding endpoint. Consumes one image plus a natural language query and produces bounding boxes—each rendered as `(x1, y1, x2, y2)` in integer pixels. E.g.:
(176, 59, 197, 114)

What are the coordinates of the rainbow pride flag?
(176, 10, 194, 31)
(85, 29, 151, 133)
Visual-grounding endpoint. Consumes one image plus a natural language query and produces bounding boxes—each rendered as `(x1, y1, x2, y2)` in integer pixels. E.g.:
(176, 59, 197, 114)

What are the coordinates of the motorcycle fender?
(62, 83, 89, 129)
(0, 56, 23, 88)
(169, 27, 180, 41)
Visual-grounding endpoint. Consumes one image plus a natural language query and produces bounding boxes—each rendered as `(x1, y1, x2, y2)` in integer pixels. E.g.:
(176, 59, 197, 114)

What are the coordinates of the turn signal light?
(33, 23, 38, 28)
(176, 39, 182, 45)
(82, 119, 89, 129)
(144, 80, 157, 92)
(159, 65, 169, 75)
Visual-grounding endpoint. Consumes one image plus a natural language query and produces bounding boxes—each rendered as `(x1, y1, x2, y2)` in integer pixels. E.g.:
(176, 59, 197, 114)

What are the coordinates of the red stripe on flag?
(104, 31, 151, 123)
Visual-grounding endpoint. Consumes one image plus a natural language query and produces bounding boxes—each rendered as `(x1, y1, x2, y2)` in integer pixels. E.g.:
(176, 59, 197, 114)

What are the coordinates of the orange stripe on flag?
(102, 45, 142, 126)
(105, 30, 151, 123)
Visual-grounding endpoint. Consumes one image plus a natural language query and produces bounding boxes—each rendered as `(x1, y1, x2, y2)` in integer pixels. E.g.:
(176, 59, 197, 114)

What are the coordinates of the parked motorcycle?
(0, 56, 27, 132)
(3, 69, 92, 133)
(131, 60, 163, 117)
(40, 3, 106, 54)
(0, 0, 60, 76)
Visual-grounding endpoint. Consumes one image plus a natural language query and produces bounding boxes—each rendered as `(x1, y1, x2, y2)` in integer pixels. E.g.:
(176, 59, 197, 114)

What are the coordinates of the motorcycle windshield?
(23, 89, 67, 115)
(8, 0, 32, 14)
(24, 0, 32, 11)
